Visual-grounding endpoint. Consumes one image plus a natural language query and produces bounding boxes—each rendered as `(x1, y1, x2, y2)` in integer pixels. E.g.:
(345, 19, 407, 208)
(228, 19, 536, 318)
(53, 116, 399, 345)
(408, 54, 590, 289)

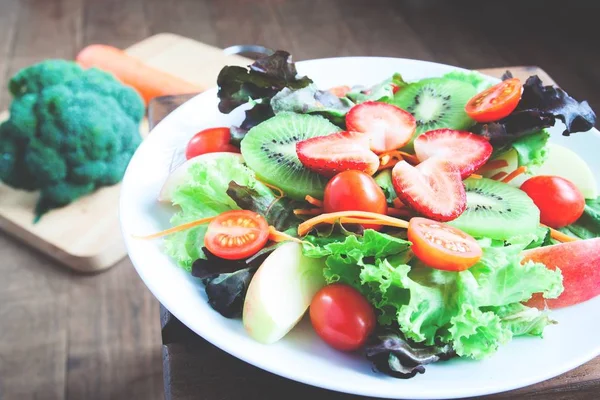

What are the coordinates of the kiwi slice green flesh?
(392, 78, 477, 149)
(240, 112, 340, 200)
(448, 178, 540, 240)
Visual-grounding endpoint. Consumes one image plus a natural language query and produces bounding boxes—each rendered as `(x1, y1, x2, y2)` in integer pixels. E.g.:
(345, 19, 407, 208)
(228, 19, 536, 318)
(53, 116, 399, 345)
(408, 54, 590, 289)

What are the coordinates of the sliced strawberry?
(414, 129, 493, 179)
(346, 101, 416, 154)
(296, 131, 379, 177)
(392, 158, 466, 221)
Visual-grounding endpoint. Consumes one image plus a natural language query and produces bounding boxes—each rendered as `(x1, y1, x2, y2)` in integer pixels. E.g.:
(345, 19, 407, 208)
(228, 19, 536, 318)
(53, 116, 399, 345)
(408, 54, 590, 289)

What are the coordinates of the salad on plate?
(138, 51, 599, 379)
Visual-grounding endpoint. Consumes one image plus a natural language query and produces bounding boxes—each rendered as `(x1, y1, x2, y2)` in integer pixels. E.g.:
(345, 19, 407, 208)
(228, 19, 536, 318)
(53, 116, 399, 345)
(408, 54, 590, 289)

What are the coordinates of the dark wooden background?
(1, 0, 599, 399)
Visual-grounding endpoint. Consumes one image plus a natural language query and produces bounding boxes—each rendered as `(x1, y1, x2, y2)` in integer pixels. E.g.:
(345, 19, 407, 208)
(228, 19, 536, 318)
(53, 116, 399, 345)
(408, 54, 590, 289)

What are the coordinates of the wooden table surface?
(1, 1, 599, 400)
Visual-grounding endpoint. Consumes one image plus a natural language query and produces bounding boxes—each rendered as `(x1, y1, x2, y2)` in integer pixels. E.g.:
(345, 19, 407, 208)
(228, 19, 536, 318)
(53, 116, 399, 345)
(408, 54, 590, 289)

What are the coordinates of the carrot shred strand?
(257, 179, 285, 199)
(393, 198, 404, 208)
(268, 226, 311, 246)
(397, 151, 420, 165)
(477, 159, 509, 173)
(305, 195, 323, 208)
(378, 158, 399, 171)
(293, 208, 323, 216)
(541, 224, 579, 243)
(502, 166, 527, 183)
(133, 216, 216, 240)
(490, 171, 508, 181)
(298, 211, 409, 236)
(468, 174, 483, 179)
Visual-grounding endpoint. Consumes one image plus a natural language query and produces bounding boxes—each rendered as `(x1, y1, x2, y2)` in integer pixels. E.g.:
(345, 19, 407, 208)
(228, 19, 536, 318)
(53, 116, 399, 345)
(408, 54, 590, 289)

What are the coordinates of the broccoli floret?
(0, 59, 144, 221)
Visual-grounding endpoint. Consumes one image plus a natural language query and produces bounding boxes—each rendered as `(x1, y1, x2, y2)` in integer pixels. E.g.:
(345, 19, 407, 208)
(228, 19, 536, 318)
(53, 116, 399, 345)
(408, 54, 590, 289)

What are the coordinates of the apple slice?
(523, 238, 600, 309)
(296, 131, 379, 177)
(243, 242, 326, 344)
(414, 129, 493, 179)
(346, 101, 416, 154)
(158, 152, 243, 203)
(392, 157, 466, 221)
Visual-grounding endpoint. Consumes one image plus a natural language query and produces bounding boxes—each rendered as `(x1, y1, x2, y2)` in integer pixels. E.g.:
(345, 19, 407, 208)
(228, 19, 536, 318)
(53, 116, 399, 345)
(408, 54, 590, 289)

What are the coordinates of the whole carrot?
(76, 44, 202, 105)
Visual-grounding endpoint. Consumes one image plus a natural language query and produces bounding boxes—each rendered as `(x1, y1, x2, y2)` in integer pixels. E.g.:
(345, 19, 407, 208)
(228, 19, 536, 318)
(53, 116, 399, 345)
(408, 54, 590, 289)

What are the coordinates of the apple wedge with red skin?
(523, 238, 600, 309)
(296, 131, 379, 177)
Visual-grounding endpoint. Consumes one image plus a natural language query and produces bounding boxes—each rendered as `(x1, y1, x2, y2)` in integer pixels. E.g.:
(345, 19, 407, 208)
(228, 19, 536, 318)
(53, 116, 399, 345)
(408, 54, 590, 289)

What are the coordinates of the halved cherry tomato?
(465, 78, 523, 123)
(204, 210, 269, 260)
(407, 217, 482, 271)
(323, 170, 387, 230)
(391, 83, 401, 94)
(520, 176, 585, 228)
(185, 127, 238, 159)
(310, 283, 376, 351)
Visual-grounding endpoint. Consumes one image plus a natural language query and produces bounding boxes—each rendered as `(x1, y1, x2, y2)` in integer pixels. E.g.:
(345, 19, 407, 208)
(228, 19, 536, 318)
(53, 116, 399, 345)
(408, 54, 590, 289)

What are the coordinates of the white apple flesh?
(243, 242, 326, 344)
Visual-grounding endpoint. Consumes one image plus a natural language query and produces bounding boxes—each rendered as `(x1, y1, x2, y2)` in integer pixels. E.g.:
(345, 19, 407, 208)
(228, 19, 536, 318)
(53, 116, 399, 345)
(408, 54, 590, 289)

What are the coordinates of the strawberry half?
(296, 131, 379, 177)
(346, 101, 416, 154)
(392, 157, 466, 221)
(414, 129, 493, 179)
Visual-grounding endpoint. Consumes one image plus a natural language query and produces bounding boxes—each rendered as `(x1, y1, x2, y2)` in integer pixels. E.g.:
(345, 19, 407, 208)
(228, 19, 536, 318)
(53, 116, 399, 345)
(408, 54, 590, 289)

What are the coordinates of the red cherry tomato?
(465, 78, 523, 123)
(520, 176, 585, 228)
(185, 127, 238, 159)
(204, 210, 269, 260)
(391, 83, 401, 94)
(323, 170, 387, 230)
(408, 217, 482, 271)
(310, 284, 376, 351)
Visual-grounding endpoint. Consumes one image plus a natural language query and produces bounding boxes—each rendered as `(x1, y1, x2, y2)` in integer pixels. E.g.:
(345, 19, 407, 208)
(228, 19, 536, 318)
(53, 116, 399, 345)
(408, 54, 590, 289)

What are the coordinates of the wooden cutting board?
(0, 33, 251, 273)
(0, 33, 554, 273)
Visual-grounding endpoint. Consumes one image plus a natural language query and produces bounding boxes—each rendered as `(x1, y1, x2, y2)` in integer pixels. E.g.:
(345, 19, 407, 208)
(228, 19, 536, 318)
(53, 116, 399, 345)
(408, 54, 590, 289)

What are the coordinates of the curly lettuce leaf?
(559, 197, 600, 239)
(164, 155, 263, 270)
(483, 303, 555, 337)
(442, 70, 492, 92)
(373, 169, 396, 204)
(511, 129, 549, 169)
(347, 73, 407, 104)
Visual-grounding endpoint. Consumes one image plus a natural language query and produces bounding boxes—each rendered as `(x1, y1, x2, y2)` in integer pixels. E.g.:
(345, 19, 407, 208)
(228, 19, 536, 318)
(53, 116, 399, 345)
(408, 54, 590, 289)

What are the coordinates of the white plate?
(120, 57, 600, 399)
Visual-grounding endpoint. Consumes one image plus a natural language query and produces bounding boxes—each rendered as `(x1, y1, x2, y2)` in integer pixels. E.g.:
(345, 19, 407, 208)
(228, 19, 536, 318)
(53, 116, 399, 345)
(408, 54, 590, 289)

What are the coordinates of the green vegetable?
(373, 169, 397, 205)
(442, 70, 493, 92)
(559, 197, 600, 239)
(347, 73, 407, 104)
(0, 60, 144, 220)
(164, 155, 261, 270)
(270, 84, 354, 123)
(303, 231, 563, 360)
(511, 129, 549, 169)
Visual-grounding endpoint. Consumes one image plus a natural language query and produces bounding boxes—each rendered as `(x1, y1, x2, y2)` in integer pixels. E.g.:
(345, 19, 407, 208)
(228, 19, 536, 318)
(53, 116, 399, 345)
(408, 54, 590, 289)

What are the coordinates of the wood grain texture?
(0, 1, 599, 400)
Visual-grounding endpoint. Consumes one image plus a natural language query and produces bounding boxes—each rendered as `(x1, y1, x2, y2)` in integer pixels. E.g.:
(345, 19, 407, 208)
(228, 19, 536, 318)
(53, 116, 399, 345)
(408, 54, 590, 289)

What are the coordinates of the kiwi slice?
(449, 178, 540, 240)
(392, 78, 477, 148)
(240, 112, 340, 200)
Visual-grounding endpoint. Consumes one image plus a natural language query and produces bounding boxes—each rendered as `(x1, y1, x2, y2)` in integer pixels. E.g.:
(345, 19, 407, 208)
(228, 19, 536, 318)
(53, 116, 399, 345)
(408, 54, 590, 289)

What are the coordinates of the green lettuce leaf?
(442, 70, 493, 92)
(511, 129, 549, 169)
(347, 73, 407, 104)
(164, 154, 263, 271)
(559, 197, 600, 239)
(483, 303, 555, 337)
(373, 169, 396, 204)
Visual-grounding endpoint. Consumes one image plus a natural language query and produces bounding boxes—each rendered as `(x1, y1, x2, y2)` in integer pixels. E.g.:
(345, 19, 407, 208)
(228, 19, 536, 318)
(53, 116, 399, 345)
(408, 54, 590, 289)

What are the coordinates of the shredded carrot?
(380, 154, 392, 165)
(377, 158, 399, 171)
(476, 159, 509, 173)
(293, 208, 323, 216)
(502, 166, 527, 183)
(468, 174, 483, 179)
(258, 180, 285, 199)
(393, 198, 404, 208)
(268, 226, 308, 244)
(387, 208, 413, 218)
(397, 151, 420, 165)
(490, 171, 507, 181)
(305, 195, 323, 208)
(541, 224, 579, 243)
(133, 216, 216, 240)
(298, 211, 409, 236)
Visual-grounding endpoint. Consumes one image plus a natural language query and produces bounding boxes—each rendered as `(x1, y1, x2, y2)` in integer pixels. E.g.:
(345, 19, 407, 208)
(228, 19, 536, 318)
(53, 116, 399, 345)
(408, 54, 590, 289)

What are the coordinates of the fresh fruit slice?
(522, 238, 600, 309)
(243, 242, 326, 344)
(204, 210, 269, 260)
(323, 170, 387, 229)
(392, 158, 466, 221)
(158, 152, 243, 203)
(481, 148, 519, 182)
(296, 131, 379, 177)
(345, 101, 416, 153)
(527, 143, 598, 199)
(391, 77, 477, 147)
(465, 78, 522, 123)
(414, 129, 493, 178)
(449, 178, 540, 240)
(310, 284, 376, 351)
(240, 113, 341, 200)
(408, 217, 482, 271)
(520, 176, 585, 228)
